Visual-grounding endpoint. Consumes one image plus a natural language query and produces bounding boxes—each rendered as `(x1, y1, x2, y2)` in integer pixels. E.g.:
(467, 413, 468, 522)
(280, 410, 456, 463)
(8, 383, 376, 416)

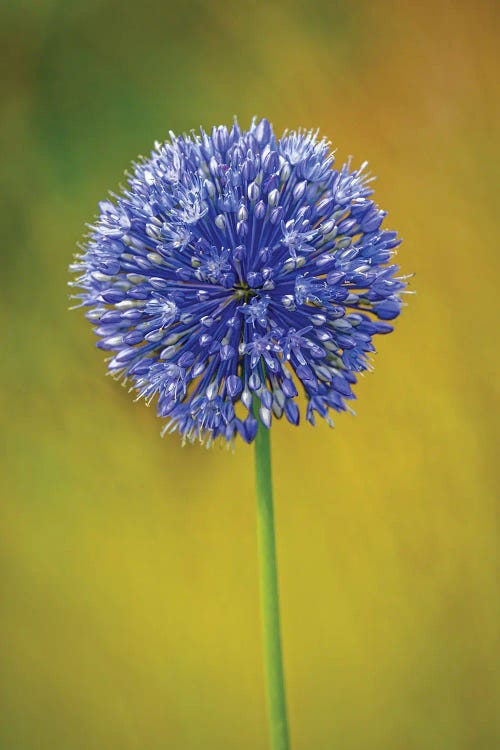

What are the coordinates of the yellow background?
(1, 1, 499, 748)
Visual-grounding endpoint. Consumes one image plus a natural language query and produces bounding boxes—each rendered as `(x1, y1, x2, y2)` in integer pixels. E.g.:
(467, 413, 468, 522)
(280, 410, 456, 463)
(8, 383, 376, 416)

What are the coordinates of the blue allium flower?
(71, 118, 407, 446)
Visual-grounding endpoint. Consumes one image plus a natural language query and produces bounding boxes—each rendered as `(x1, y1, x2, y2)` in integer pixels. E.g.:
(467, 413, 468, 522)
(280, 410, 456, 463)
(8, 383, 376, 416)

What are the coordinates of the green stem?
(254, 408, 290, 750)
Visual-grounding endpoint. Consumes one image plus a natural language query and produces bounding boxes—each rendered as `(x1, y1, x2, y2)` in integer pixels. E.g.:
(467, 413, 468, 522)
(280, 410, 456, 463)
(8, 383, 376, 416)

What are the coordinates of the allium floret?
(71, 118, 407, 445)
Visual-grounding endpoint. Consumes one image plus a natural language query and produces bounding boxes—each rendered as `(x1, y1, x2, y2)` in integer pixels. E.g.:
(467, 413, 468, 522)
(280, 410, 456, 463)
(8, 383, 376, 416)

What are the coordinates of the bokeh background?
(1, 1, 499, 748)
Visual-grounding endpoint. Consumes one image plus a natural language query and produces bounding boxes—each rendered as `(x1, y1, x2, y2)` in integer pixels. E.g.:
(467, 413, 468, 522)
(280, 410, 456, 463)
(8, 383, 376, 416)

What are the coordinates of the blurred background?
(1, 0, 499, 748)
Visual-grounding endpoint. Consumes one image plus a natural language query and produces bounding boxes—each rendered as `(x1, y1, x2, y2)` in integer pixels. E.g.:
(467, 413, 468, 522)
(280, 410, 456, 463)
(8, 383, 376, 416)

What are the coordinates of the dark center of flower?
(233, 282, 258, 302)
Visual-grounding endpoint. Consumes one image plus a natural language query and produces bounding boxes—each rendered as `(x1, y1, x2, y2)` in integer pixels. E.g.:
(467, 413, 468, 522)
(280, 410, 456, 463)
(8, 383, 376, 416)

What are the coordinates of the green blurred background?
(1, 1, 499, 748)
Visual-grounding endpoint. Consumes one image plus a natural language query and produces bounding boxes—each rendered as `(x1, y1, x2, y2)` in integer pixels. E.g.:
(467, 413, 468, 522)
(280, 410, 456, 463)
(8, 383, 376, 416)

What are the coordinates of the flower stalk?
(254, 406, 290, 750)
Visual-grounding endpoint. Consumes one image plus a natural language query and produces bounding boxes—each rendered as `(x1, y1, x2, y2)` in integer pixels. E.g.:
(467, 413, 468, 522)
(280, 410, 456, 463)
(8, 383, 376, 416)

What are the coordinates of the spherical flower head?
(70, 118, 407, 446)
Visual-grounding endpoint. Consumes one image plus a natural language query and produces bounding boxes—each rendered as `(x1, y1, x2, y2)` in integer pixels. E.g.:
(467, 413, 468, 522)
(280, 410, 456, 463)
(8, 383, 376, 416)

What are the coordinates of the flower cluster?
(71, 118, 406, 445)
